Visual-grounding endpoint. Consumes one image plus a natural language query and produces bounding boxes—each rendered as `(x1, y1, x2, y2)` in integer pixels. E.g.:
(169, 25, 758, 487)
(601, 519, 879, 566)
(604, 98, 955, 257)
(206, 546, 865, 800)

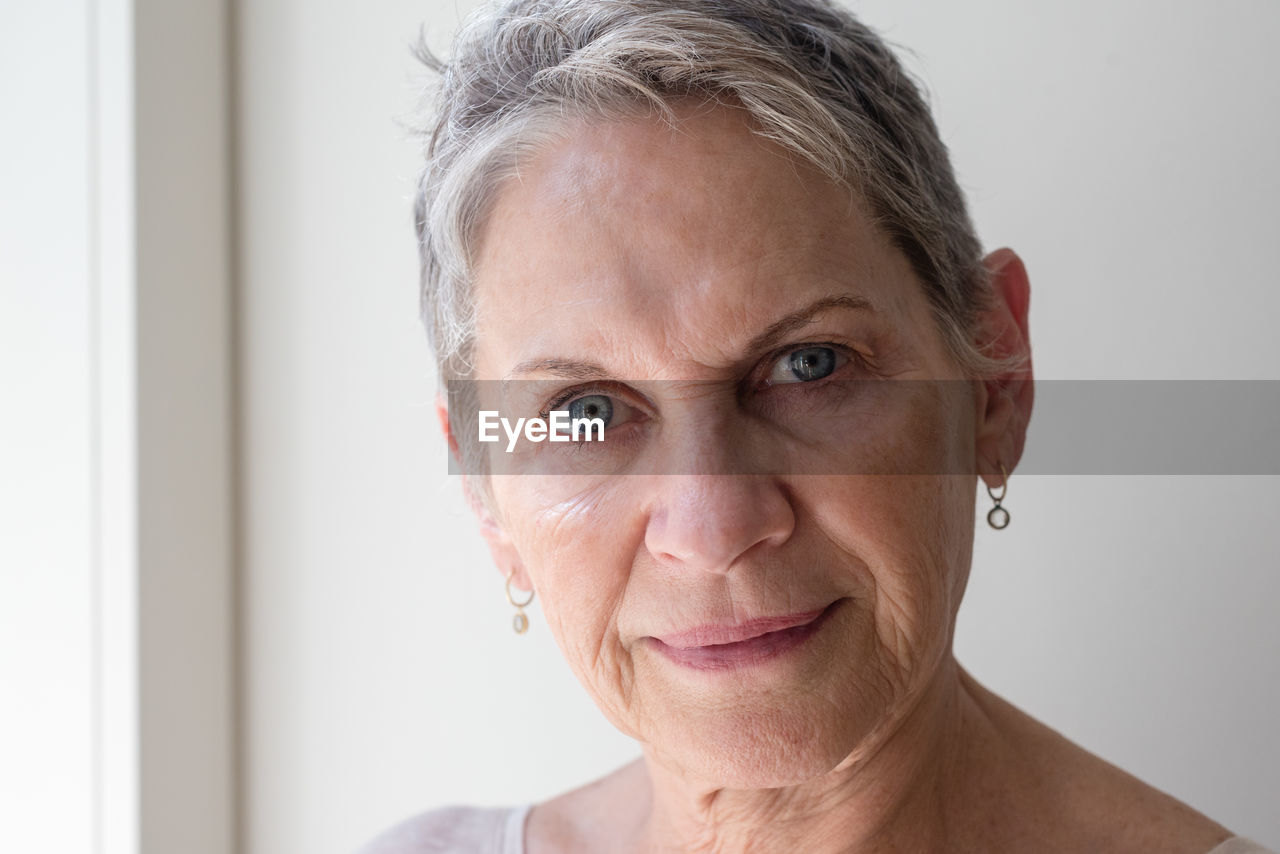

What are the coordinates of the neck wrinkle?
(631, 655, 1003, 854)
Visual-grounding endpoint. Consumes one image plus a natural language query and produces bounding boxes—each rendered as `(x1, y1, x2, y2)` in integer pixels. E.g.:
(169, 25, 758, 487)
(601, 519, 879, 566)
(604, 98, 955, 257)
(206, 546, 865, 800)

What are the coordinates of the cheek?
(802, 391, 977, 681)
(766, 376, 977, 478)
(493, 477, 646, 731)
(803, 478, 947, 674)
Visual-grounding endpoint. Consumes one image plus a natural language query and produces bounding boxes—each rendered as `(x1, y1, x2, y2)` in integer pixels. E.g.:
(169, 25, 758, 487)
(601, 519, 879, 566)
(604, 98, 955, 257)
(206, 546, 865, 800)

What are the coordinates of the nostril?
(642, 475, 796, 574)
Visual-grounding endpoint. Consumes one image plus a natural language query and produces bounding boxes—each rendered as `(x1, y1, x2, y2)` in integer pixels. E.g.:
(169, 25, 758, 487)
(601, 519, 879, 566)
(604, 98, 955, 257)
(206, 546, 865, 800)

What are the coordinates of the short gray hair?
(413, 0, 1013, 381)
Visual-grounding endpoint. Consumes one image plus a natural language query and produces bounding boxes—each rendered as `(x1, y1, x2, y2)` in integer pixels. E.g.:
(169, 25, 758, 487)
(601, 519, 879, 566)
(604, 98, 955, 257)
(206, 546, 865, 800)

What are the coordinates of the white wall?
(234, 2, 1280, 852)
(0, 3, 95, 850)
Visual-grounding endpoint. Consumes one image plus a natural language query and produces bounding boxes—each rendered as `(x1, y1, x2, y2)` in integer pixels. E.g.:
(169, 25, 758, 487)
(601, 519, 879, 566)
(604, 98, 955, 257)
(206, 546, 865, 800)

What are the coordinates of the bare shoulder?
(1074, 758, 1235, 853)
(962, 671, 1236, 853)
(357, 804, 518, 854)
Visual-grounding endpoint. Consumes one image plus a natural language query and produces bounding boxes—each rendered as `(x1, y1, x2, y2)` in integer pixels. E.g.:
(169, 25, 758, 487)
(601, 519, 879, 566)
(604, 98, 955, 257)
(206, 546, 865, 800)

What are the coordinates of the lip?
(647, 600, 842, 671)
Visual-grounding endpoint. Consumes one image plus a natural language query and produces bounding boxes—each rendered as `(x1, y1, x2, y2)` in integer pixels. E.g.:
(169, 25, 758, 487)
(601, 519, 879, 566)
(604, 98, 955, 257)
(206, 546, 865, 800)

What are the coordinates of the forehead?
(470, 104, 926, 377)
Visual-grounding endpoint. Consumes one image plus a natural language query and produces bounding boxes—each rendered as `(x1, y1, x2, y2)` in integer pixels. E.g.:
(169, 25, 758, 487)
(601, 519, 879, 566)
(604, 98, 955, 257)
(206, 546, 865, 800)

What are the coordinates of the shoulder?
(357, 804, 529, 854)
(1206, 839, 1278, 854)
(959, 671, 1244, 853)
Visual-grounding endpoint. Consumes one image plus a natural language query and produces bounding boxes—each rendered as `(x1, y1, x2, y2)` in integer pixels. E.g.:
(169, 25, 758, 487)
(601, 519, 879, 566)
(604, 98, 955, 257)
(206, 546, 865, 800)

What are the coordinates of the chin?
(653, 695, 870, 789)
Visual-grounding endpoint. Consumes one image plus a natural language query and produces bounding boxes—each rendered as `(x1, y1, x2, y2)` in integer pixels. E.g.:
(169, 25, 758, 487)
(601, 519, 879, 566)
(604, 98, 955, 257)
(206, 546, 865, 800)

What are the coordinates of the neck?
(631, 656, 1011, 854)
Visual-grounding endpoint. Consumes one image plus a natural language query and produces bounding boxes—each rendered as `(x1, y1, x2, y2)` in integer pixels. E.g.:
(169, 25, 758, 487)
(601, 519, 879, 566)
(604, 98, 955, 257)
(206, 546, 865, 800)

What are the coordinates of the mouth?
(647, 599, 844, 672)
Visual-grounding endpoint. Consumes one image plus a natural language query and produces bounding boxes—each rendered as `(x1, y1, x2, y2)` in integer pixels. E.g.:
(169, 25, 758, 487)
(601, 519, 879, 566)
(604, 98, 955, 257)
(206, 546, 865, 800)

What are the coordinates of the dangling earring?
(987, 462, 1010, 529)
(505, 568, 535, 634)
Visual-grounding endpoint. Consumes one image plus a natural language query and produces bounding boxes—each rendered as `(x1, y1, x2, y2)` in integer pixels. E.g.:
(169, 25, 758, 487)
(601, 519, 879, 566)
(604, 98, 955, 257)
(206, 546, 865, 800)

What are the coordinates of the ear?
(435, 392, 533, 591)
(972, 248, 1034, 491)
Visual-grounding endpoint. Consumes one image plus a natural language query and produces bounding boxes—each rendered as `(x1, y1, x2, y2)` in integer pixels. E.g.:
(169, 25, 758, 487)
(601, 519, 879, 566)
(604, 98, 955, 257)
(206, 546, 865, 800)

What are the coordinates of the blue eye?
(567, 394, 614, 427)
(768, 346, 844, 384)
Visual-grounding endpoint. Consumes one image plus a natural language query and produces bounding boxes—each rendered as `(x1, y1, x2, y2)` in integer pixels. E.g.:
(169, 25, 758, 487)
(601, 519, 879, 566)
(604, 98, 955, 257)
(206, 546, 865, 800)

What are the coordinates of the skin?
(437, 104, 1234, 853)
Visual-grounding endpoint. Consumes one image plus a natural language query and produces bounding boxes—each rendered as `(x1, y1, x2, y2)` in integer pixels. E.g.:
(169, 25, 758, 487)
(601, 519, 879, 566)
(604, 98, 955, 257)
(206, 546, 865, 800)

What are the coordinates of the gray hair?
(412, 0, 1015, 382)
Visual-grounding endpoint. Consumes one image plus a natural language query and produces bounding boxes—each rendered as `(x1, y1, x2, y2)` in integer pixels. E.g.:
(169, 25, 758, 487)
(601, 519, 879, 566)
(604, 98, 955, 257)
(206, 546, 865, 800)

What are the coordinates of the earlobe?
(468, 475, 533, 590)
(437, 392, 533, 589)
(973, 248, 1035, 487)
(481, 524, 533, 591)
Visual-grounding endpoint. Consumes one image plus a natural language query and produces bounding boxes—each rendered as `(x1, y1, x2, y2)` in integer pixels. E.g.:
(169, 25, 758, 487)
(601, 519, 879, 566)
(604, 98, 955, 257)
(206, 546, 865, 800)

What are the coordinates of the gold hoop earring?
(986, 462, 1010, 529)
(505, 568, 535, 634)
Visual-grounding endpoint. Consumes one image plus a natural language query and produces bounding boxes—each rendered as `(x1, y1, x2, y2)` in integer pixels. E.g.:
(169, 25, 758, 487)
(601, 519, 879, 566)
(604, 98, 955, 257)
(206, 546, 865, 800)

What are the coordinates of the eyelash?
(536, 342, 868, 419)
(756, 340, 862, 391)
(538, 382, 634, 422)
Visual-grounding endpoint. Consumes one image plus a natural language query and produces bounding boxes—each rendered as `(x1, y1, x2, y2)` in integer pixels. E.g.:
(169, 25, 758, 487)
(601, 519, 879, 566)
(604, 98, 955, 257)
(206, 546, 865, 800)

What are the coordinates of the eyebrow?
(503, 358, 610, 388)
(745, 293, 874, 355)
(502, 293, 875, 384)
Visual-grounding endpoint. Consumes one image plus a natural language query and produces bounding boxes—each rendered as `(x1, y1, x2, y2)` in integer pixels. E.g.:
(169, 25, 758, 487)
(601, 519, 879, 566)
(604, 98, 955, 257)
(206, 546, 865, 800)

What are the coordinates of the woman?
(365, 0, 1273, 851)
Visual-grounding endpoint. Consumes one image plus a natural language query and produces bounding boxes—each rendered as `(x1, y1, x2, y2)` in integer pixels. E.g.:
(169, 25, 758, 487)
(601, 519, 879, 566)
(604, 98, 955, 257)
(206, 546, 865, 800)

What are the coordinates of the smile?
(647, 600, 844, 671)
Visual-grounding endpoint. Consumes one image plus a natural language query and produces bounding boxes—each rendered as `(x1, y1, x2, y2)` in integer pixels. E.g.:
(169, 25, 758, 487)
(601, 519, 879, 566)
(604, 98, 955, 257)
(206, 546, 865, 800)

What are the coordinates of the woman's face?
(465, 105, 993, 788)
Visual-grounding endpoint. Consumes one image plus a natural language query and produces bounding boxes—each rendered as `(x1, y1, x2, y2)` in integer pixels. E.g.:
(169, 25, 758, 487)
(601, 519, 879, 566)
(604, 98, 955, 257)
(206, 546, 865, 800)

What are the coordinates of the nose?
(643, 473, 795, 575)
